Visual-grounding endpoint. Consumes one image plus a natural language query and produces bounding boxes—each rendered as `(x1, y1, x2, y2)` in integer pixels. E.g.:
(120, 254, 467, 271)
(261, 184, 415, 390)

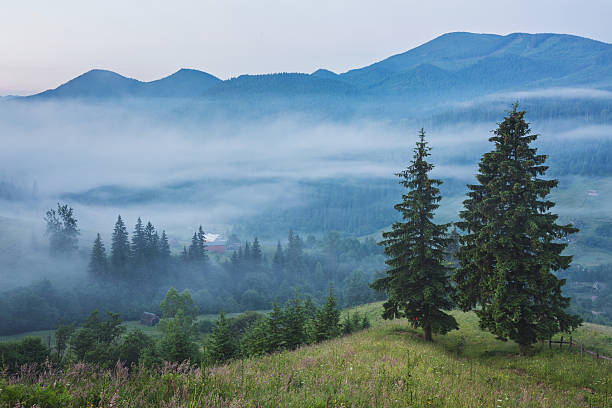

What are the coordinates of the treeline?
(0, 218, 385, 335)
(0, 286, 369, 372)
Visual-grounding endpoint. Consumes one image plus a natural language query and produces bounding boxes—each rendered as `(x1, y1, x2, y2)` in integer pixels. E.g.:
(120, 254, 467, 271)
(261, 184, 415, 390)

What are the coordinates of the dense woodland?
(0, 211, 385, 335)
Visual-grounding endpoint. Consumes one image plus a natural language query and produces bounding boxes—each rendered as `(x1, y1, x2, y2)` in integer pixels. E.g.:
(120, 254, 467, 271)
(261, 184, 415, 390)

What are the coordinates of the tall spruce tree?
(284, 289, 306, 350)
(206, 311, 236, 364)
(131, 217, 146, 265)
(251, 237, 263, 264)
(197, 225, 208, 263)
(89, 233, 108, 277)
(110, 215, 130, 274)
(454, 105, 581, 354)
(159, 231, 171, 266)
(372, 129, 457, 342)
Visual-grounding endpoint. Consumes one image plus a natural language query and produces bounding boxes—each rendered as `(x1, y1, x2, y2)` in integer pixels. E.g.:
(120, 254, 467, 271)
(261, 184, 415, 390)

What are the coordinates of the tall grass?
(1, 303, 610, 407)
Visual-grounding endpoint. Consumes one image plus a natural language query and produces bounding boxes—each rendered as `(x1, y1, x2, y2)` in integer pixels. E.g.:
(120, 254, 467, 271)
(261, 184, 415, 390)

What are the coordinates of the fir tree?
(188, 232, 198, 261)
(286, 230, 303, 276)
(143, 221, 158, 264)
(284, 289, 305, 350)
(110, 215, 130, 273)
(197, 225, 208, 263)
(131, 217, 146, 265)
(313, 285, 341, 342)
(89, 233, 107, 277)
(206, 311, 236, 364)
(266, 302, 286, 352)
(372, 129, 457, 342)
(272, 241, 284, 273)
(251, 237, 263, 264)
(454, 105, 581, 354)
(241, 318, 269, 357)
(159, 231, 171, 261)
(244, 241, 251, 261)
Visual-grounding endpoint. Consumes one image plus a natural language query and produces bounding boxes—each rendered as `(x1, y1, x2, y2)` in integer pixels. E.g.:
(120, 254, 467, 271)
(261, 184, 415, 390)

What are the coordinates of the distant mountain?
(204, 73, 358, 97)
(139, 68, 221, 97)
(32, 69, 143, 99)
(20, 32, 612, 103)
(342, 32, 612, 92)
(29, 68, 222, 99)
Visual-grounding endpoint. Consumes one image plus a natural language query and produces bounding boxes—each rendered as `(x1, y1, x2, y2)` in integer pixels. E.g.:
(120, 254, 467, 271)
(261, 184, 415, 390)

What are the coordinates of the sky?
(1, 0, 611, 95)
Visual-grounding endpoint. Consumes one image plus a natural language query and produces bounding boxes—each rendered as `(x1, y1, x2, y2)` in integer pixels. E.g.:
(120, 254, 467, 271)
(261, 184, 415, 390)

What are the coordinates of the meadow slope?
(1, 303, 611, 407)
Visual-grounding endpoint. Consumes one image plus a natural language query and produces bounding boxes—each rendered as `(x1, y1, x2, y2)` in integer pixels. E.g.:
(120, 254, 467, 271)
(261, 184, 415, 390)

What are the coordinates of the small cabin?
(140, 312, 160, 326)
(207, 240, 227, 253)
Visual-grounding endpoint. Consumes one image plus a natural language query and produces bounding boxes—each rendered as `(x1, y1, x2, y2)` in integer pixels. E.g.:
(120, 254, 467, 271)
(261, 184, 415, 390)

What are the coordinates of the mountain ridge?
(18, 32, 612, 101)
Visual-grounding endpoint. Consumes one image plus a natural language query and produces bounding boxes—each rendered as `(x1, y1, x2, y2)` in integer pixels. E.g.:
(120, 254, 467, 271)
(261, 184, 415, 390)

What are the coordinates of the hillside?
(19, 32, 611, 103)
(1, 303, 610, 407)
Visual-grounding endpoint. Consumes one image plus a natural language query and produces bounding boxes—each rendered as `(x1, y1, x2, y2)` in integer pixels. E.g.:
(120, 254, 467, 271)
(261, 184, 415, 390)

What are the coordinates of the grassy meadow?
(1, 302, 611, 407)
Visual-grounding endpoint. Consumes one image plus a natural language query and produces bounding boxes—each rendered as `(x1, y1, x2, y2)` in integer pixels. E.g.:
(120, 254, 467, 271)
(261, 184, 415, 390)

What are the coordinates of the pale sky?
(2, 0, 611, 95)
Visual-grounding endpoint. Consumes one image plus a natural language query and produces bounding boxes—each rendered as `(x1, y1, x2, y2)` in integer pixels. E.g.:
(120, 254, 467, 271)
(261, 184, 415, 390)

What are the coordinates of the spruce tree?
(454, 105, 581, 354)
(131, 217, 146, 265)
(372, 129, 457, 342)
(251, 237, 263, 264)
(266, 302, 286, 352)
(284, 289, 305, 350)
(188, 232, 199, 261)
(241, 318, 269, 357)
(197, 225, 208, 263)
(110, 215, 130, 274)
(313, 285, 341, 342)
(143, 221, 158, 264)
(206, 311, 236, 364)
(89, 233, 108, 277)
(272, 241, 284, 273)
(159, 231, 171, 261)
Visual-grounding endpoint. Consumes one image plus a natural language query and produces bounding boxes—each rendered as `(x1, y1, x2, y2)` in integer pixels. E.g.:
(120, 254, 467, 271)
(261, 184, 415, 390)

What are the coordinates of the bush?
(0, 337, 49, 371)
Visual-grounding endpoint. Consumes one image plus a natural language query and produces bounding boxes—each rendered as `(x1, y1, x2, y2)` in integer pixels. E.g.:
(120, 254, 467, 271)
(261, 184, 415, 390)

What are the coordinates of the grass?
(2, 302, 611, 407)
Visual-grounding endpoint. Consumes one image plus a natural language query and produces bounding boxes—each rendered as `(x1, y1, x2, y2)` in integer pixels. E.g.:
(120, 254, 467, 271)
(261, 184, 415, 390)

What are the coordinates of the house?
(207, 240, 227, 253)
(140, 312, 160, 326)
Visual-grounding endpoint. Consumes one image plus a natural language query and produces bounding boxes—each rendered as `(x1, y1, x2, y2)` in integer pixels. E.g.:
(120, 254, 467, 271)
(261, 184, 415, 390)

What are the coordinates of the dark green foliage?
(227, 311, 263, 339)
(44, 203, 79, 255)
(344, 270, 375, 307)
(88, 233, 107, 277)
(159, 231, 171, 261)
(313, 286, 341, 342)
(160, 287, 198, 319)
(251, 237, 262, 264)
(118, 330, 154, 367)
(131, 217, 146, 266)
(372, 129, 458, 341)
(240, 317, 269, 357)
(110, 215, 130, 273)
(205, 311, 236, 364)
(0, 337, 49, 371)
(455, 105, 582, 353)
(266, 302, 286, 352)
(284, 290, 305, 350)
(187, 226, 209, 263)
(54, 321, 74, 359)
(70, 310, 125, 365)
(159, 309, 200, 363)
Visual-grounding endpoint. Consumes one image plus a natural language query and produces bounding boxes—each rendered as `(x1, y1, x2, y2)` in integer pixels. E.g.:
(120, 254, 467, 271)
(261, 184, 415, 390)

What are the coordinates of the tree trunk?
(518, 343, 531, 356)
(424, 324, 433, 342)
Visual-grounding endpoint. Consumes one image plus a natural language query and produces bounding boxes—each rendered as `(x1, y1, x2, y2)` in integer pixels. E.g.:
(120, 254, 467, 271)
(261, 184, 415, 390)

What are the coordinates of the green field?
(2, 302, 611, 407)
